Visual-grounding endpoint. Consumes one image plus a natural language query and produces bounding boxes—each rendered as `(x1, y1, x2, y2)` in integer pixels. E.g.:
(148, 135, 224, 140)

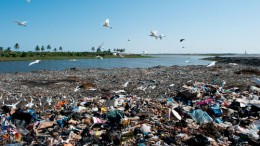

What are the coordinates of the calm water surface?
(0, 55, 213, 73)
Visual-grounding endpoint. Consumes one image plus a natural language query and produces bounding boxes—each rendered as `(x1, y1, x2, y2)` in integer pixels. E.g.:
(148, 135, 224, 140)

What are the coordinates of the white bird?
(103, 19, 112, 29)
(137, 86, 147, 93)
(14, 21, 28, 27)
(207, 61, 216, 67)
(69, 59, 77, 62)
(96, 55, 103, 60)
(26, 0, 30, 3)
(119, 54, 124, 58)
(74, 86, 80, 92)
(149, 85, 156, 89)
(229, 63, 238, 65)
(6, 100, 21, 109)
(150, 31, 159, 39)
(122, 80, 130, 87)
(185, 57, 190, 63)
(28, 60, 41, 66)
(113, 53, 117, 56)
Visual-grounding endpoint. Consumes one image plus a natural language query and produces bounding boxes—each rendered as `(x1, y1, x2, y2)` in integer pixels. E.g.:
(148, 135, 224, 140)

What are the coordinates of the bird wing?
(207, 61, 216, 67)
(105, 19, 110, 24)
(21, 21, 28, 25)
(6, 104, 14, 107)
(28, 62, 34, 66)
(28, 60, 38, 66)
(151, 31, 158, 36)
(14, 100, 21, 106)
(14, 21, 20, 24)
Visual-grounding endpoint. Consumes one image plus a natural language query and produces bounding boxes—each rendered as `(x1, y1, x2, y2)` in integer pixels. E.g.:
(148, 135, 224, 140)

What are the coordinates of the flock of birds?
(15, 0, 217, 67)
(1, 92, 83, 112)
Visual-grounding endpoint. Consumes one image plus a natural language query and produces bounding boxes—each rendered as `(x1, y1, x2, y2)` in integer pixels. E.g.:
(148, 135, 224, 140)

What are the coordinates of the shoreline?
(202, 56, 260, 66)
(0, 63, 259, 98)
(0, 54, 149, 62)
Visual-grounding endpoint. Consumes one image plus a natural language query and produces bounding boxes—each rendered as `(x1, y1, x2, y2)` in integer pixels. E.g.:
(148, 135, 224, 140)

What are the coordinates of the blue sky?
(0, 0, 259, 54)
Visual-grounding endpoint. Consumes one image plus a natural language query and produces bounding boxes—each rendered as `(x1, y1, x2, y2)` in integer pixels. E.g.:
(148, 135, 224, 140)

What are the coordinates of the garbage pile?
(1, 80, 260, 145)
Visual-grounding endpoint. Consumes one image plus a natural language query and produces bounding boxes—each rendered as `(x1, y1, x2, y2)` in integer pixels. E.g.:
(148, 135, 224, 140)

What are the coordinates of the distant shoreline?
(0, 54, 149, 62)
(202, 56, 260, 66)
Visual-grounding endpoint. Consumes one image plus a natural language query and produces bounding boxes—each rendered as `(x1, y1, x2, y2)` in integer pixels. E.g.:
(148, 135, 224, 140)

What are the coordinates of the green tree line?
(0, 43, 129, 58)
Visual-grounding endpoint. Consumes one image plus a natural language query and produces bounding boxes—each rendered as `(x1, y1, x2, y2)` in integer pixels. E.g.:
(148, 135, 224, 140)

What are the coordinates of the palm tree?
(59, 46, 62, 52)
(53, 48, 57, 52)
(91, 47, 95, 53)
(35, 45, 40, 52)
(14, 43, 20, 51)
(47, 45, 51, 51)
(6, 47, 11, 52)
(41, 46, 45, 52)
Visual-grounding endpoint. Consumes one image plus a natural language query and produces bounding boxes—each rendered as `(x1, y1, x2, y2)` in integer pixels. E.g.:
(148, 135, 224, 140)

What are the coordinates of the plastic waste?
(189, 109, 213, 124)
(250, 86, 260, 92)
(140, 124, 151, 135)
(210, 104, 222, 117)
(172, 108, 182, 120)
(167, 97, 173, 106)
(215, 118, 222, 123)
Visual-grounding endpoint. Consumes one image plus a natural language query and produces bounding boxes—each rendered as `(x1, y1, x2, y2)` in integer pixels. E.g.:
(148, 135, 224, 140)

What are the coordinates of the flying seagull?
(6, 100, 21, 109)
(122, 80, 130, 87)
(127, 39, 131, 41)
(180, 39, 185, 42)
(26, 0, 30, 3)
(119, 54, 124, 58)
(14, 21, 28, 27)
(185, 57, 190, 63)
(74, 86, 80, 92)
(181, 46, 185, 48)
(96, 55, 103, 60)
(207, 61, 216, 67)
(28, 60, 41, 66)
(150, 31, 159, 39)
(103, 19, 112, 29)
